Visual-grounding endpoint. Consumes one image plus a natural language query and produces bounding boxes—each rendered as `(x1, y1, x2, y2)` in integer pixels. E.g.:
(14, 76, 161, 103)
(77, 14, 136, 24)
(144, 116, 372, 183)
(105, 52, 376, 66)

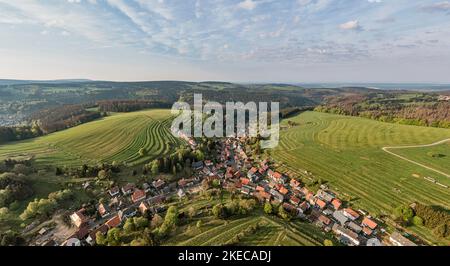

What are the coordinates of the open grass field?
(0, 109, 181, 167)
(391, 141, 450, 175)
(273, 111, 450, 215)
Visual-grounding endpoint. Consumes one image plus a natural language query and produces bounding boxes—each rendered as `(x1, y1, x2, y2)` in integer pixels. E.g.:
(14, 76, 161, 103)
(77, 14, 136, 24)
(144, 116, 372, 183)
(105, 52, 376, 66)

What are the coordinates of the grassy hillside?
(164, 196, 334, 246)
(392, 141, 450, 174)
(0, 109, 181, 167)
(274, 111, 450, 215)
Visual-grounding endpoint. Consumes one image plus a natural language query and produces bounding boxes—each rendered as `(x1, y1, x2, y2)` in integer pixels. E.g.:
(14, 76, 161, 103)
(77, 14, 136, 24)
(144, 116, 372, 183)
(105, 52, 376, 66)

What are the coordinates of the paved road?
(382, 138, 450, 178)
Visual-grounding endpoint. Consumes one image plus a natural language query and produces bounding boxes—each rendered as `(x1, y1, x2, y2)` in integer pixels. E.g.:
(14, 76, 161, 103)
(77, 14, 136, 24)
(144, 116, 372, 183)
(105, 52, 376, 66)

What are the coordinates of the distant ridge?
(0, 79, 92, 86)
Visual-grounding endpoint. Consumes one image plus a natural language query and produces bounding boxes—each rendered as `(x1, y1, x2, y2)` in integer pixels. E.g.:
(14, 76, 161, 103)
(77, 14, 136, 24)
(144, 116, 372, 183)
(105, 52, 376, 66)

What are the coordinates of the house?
(118, 208, 137, 220)
(121, 183, 135, 195)
(332, 224, 360, 246)
(331, 198, 342, 210)
(283, 203, 298, 215)
(254, 191, 272, 202)
(177, 189, 186, 199)
(205, 160, 213, 167)
(82, 182, 91, 190)
(239, 187, 251, 195)
(290, 196, 301, 206)
(70, 209, 88, 228)
(362, 227, 373, 237)
(362, 217, 378, 230)
(333, 210, 349, 225)
(318, 215, 332, 226)
(131, 189, 146, 203)
(297, 201, 309, 214)
(366, 238, 382, 246)
(86, 224, 108, 246)
(192, 161, 204, 170)
(63, 238, 81, 247)
(343, 208, 360, 221)
(256, 185, 265, 192)
(240, 178, 251, 186)
(148, 195, 166, 205)
(247, 167, 258, 179)
(389, 232, 417, 246)
(315, 199, 327, 209)
(348, 222, 362, 233)
(269, 189, 285, 203)
(305, 192, 315, 204)
(316, 189, 335, 202)
(73, 226, 90, 240)
(268, 170, 287, 184)
(139, 201, 151, 215)
(152, 179, 166, 190)
(105, 215, 122, 229)
(97, 203, 110, 218)
(290, 179, 301, 188)
(142, 183, 151, 193)
(278, 186, 289, 196)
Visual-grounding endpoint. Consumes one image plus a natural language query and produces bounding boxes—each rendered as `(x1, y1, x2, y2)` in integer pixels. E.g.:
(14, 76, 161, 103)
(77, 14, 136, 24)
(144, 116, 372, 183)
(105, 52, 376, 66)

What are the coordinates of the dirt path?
(382, 139, 450, 178)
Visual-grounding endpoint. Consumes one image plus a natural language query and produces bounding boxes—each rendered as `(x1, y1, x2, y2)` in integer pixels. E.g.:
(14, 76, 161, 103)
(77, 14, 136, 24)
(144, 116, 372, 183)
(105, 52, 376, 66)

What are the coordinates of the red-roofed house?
(362, 217, 378, 230)
(105, 215, 122, 229)
(279, 186, 289, 195)
(240, 178, 251, 186)
(331, 198, 342, 210)
(290, 179, 301, 188)
(318, 215, 331, 225)
(316, 199, 327, 209)
(268, 170, 286, 184)
(290, 196, 301, 206)
(343, 208, 360, 221)
(131, 189, 146, 203)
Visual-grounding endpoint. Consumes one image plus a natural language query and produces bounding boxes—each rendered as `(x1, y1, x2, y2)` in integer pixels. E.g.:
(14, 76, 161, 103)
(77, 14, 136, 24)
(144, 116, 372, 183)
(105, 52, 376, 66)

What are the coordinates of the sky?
(0, 0, 450, 83)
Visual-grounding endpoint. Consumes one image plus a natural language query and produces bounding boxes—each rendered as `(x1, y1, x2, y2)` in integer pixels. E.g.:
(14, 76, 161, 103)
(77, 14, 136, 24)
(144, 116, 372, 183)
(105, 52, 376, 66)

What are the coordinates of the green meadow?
(274, 111, 450, 214)
(392, 141, 450, 175)
(0, 109, 181, 167)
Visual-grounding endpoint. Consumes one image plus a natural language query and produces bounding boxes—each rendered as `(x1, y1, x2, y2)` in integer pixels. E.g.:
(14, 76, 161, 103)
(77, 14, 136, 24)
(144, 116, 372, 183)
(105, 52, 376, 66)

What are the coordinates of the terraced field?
(0, 109, 182, 167)
(274, 111, 450, 216)
(166, 215, 331, 246)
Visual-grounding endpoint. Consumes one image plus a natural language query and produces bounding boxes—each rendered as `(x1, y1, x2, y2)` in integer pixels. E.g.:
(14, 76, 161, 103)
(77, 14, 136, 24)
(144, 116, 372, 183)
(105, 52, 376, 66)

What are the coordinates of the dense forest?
(97, 100, 172, 112)
(315, 92, 450, 128)
(28, 105, 103, 134)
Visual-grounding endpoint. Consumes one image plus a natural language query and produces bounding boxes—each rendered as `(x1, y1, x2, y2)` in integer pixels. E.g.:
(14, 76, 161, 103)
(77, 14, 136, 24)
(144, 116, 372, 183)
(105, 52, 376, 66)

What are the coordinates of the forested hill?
(315, 90, 450, 128)
(1, 80, 447, 129)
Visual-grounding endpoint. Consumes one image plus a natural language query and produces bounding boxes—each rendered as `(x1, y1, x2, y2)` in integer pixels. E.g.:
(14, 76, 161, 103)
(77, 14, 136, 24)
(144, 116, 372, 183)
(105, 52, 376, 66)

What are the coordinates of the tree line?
(315, 92, 450, 128)
(97, 100, 172, 113)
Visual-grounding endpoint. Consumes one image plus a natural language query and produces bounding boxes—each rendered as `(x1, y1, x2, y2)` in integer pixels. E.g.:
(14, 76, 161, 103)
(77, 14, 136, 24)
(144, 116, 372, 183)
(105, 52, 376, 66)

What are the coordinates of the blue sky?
(0, 0, 450, 82)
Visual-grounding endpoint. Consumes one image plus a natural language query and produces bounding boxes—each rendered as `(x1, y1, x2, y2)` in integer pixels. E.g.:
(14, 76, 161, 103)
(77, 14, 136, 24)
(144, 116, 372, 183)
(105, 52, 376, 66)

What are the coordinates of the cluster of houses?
(39, 136, 418, 246)
(213, 137, 418, 246)
(58, 174, 204, 246)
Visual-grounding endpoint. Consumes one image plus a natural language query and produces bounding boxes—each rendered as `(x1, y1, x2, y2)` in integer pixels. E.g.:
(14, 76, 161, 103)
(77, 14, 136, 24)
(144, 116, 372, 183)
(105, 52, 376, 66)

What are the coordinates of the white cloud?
(421, 1, 450, 13)
(238, 0, 257, 11)
(339, 20, 361, 30)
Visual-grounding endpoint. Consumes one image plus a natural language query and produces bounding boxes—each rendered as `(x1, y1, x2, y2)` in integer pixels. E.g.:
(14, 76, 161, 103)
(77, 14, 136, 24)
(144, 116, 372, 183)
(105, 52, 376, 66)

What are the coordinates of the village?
(31, 136, 418, 247)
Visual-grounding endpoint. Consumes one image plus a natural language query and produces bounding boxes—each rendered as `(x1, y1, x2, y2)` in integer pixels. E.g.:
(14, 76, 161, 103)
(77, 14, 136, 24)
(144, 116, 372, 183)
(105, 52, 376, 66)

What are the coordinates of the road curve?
(382, 139, 450, 178)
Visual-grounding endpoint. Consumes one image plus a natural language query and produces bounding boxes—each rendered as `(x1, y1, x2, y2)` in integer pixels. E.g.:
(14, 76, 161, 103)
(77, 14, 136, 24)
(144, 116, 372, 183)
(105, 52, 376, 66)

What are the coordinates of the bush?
(412, 216, 424, 226)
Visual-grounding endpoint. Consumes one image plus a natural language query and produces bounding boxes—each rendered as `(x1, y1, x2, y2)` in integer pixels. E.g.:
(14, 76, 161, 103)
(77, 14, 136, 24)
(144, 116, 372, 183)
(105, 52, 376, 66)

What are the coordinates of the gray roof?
(347, 222, 362, 233)
(333, 210, 349, 225)
(367, 238, 382, 246)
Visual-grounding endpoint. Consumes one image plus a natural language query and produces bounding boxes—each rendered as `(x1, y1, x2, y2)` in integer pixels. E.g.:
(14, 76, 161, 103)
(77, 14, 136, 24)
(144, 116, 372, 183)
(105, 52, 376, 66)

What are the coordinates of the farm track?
(382, 139, 450, 178)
